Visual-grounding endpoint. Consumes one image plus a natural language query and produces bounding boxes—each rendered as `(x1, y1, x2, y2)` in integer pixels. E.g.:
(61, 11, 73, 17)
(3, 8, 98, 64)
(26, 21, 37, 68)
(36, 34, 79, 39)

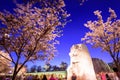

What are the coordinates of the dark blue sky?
(51, 0, 120, 67)
(0, 0, 120, 68)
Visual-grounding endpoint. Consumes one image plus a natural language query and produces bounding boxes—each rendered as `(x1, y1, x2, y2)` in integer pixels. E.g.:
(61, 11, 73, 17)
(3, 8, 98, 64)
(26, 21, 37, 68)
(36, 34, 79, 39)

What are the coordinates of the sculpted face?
(69, 44, 82, 62)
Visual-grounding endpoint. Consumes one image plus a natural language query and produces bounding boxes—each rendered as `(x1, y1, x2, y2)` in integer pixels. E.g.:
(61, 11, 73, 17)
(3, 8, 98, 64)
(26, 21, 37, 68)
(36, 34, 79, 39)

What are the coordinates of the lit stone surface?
(67, 44, 97, 80)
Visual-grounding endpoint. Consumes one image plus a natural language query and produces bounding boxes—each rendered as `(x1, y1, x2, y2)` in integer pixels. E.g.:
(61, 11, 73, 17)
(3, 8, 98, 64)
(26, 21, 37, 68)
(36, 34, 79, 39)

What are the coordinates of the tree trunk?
(12, 71, 17, 80)
(12, 61, 19, 80)
(112, 58, 120, 78)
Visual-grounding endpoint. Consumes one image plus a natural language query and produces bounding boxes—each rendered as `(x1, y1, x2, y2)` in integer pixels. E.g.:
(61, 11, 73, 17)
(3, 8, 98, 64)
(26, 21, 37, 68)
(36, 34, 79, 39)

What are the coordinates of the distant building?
(0, 51, 11, 74)
(10, 64, 27, 75)
(17, 64, 27, 75)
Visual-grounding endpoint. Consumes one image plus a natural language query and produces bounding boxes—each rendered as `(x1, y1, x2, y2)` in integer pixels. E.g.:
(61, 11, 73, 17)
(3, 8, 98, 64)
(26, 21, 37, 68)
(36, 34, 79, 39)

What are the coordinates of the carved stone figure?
(67, 44, 97, 80)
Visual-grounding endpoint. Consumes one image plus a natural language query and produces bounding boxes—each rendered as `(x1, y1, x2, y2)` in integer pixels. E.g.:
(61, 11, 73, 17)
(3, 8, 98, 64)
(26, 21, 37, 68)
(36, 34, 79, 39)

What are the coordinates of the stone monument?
(67, 44, 97, 80)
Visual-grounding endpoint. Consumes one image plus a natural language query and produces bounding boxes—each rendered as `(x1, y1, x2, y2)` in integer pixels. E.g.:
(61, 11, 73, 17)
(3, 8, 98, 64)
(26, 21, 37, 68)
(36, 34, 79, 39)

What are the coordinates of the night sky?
(0, 0, 120, 68)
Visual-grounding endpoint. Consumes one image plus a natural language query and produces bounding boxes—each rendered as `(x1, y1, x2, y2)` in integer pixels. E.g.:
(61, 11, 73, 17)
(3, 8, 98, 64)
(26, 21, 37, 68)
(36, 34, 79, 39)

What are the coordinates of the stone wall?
(92, 58, 112, 74)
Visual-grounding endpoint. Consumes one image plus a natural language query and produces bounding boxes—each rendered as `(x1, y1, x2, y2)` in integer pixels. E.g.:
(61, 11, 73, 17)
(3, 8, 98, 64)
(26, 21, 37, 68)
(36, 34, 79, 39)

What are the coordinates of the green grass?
(26, 71, 67, 78)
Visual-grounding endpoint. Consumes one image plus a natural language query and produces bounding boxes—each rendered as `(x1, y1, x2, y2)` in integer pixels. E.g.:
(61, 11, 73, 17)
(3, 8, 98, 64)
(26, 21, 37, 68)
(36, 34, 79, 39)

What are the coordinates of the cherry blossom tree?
(79, 0, 87, 5)
(82, 8, 120, 72)
(0, 0, 69, 80)
(0, 51, 11, 74)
